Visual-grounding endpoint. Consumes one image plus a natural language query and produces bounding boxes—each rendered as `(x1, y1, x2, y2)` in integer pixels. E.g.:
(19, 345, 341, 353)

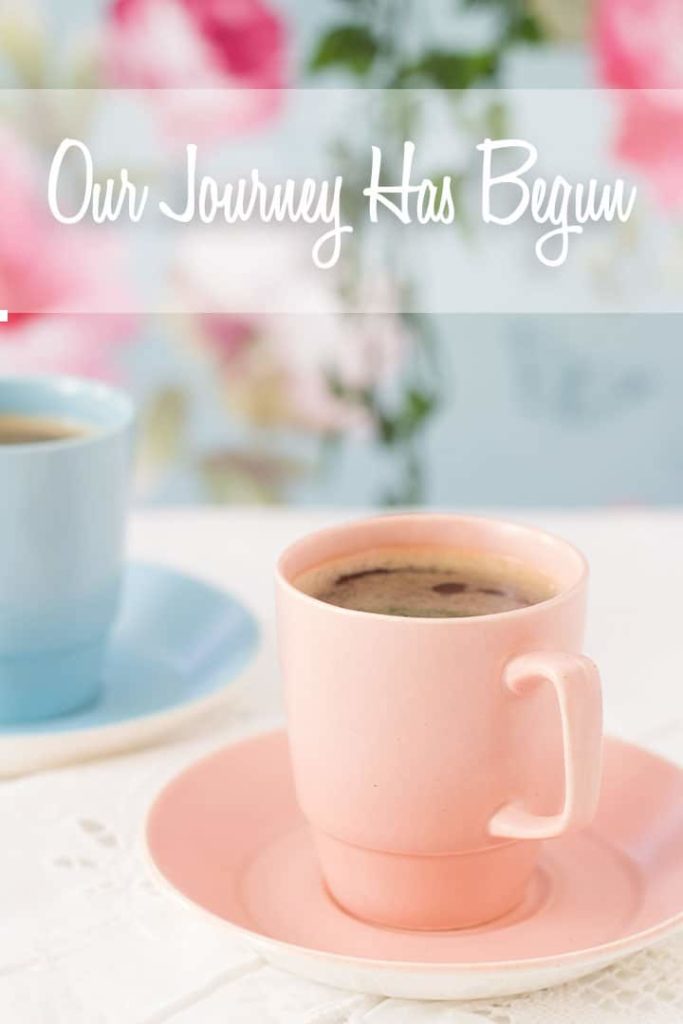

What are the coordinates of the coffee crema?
(0, 413, 90, 446)
(294, 546, 558, 618)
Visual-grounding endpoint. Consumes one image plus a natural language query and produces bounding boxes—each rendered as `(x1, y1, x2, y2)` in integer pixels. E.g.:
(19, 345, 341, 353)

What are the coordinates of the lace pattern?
(0, 700, 681, 1023)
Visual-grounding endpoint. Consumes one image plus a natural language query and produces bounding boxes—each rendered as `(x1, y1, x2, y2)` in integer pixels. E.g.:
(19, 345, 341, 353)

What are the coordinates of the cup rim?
(276, 513, 589, 626)
(0, 373, 135, 453)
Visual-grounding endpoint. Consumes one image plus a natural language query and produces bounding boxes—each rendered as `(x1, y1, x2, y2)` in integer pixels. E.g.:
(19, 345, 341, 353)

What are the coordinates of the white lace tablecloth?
(1, 507, 682, 1024)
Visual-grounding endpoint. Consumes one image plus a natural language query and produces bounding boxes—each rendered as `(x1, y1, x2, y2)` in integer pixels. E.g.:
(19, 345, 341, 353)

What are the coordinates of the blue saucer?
(0, 563, 259, 773)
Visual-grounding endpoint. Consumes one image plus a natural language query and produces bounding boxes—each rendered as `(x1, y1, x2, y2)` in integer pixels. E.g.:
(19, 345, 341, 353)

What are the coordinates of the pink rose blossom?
(103, 0, 286, 145)
(597, 0, 683, 90)
(596, 0, 683, 206)
(610, 90, 683, 208)
(0, 126, 135, 380)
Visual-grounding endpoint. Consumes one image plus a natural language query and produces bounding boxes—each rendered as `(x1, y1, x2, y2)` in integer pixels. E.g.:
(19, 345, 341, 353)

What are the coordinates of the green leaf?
(507, 13, 545, 44)
(377, 389, 437, 447)
(486, 99, 508, 140)
(400, 389, 437, 434)
(326, 370, 377, 413)
(463, 0, 546, 43)
(378, 414, 397, 445)
(394, 49, 498, 89)
(309, 25, 379, 76)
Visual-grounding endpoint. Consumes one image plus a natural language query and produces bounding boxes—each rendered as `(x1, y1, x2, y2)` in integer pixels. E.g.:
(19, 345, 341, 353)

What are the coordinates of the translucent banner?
(1, 88, 682, 315)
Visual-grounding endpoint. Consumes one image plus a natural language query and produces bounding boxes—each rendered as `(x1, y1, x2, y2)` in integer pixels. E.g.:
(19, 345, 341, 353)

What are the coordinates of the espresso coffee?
(0, 413, 90, 445)
(294, 546, 557, 618)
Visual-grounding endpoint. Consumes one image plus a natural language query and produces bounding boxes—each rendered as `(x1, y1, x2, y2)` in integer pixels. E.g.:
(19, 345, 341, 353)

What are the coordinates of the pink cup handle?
(488, 651, 603, 841)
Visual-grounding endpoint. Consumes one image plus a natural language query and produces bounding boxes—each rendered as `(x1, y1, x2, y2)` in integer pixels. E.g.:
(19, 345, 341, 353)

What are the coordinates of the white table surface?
(1, 507, 682, 1024)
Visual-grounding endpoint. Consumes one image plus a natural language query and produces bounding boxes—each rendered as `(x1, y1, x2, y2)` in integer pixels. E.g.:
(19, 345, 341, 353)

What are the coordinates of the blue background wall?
(121, 313, 683, 507)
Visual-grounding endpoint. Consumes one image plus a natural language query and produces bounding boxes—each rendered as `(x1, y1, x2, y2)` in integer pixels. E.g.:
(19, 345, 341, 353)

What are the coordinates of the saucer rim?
(0, 563, 259, 775)
(0, 561, 259, 741)
(0, 669, 253, 749)
(145, 730, 683, 975)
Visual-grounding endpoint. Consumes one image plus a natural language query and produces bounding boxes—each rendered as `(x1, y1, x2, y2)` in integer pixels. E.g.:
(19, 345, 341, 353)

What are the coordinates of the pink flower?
(202, 311, 407, 435)
(0, 126, 135, 380)
(176, 229, 408, 435)
(610, 90, 683, 208)
(103, 0, 287, 145)
(597, 0, 683, 90)
(596, 0, 683, 206)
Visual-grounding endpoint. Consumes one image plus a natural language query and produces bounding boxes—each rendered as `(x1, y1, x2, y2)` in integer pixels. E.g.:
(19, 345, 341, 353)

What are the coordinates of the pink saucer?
(146, 732, 683, 1000)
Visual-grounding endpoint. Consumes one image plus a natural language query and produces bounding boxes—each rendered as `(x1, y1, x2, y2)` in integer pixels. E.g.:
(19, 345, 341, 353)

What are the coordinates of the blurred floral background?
(1, 0, 683, 506)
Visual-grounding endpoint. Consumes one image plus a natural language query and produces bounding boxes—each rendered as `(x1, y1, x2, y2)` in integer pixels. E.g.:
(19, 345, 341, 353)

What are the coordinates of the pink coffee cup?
(276, 514, 602, 930)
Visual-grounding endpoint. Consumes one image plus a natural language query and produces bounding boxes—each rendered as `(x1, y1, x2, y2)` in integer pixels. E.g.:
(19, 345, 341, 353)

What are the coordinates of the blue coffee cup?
(0, 375, 134, 722)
